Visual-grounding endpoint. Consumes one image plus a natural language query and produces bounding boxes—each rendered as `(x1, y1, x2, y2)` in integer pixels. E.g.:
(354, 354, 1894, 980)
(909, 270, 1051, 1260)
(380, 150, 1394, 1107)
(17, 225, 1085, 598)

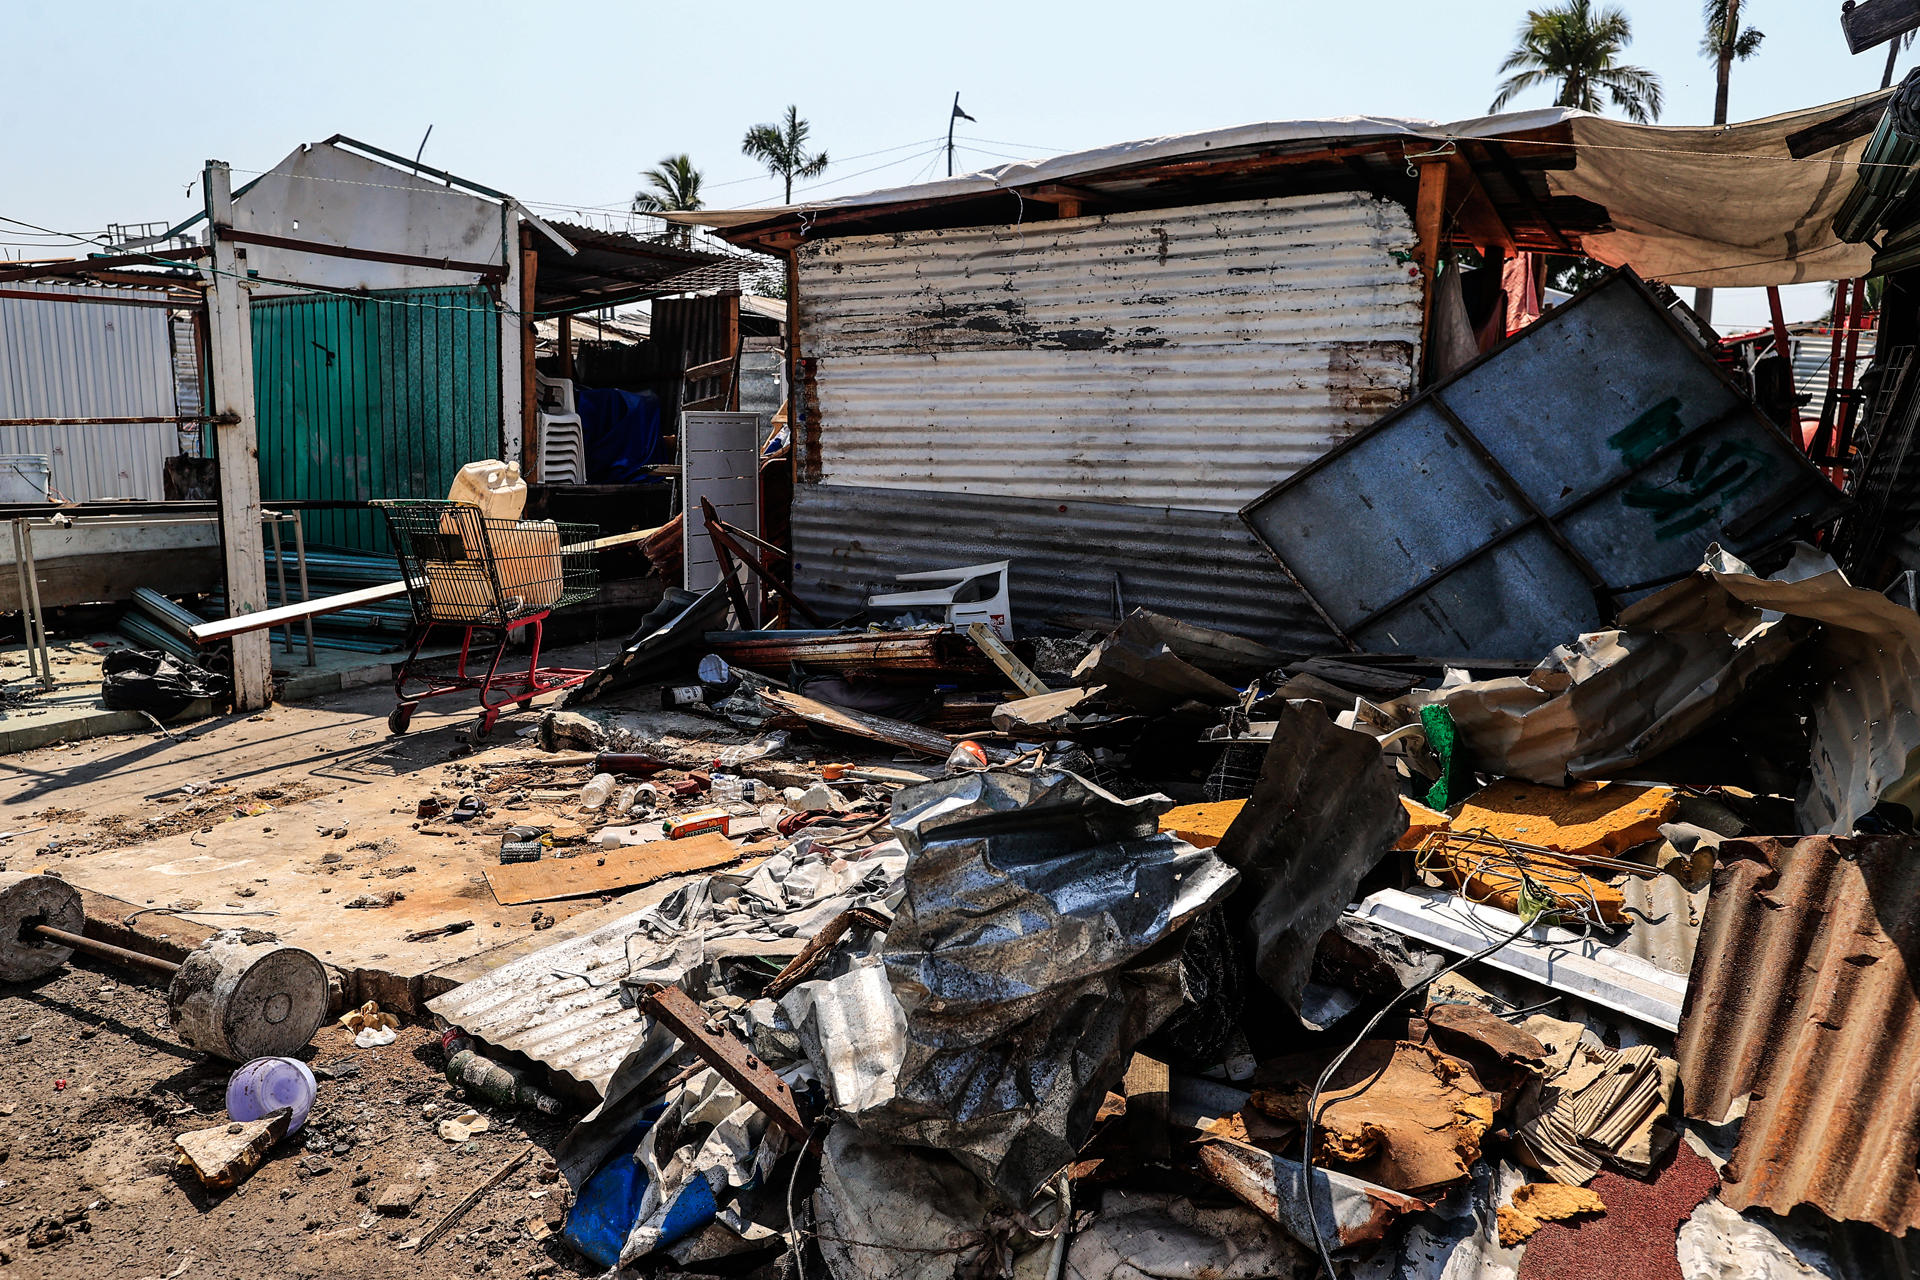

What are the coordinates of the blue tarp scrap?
(575, 386, 665, 484)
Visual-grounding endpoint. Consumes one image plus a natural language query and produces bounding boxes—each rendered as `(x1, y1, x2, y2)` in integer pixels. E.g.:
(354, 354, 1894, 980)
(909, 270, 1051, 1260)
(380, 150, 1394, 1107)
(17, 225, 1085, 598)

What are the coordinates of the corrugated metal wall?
(791, 192, 1421, 642)
(252, 286, 501, 552)
(0, 282, 183, 500)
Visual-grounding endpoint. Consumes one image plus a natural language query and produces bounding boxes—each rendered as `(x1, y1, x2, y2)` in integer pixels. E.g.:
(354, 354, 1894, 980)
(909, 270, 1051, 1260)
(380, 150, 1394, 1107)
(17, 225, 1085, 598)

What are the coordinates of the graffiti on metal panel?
(1606, 397, 1774, 541)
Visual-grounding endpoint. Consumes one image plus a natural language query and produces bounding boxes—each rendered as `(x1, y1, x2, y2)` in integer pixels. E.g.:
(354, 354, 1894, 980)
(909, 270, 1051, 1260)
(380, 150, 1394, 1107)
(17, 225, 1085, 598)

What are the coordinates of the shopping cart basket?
(376, 500, 600, 739)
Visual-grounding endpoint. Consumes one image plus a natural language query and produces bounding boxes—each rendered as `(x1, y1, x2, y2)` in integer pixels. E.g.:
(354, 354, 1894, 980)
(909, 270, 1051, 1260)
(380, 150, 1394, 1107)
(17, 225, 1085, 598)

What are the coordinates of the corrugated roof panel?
(796, 192, 1421, 511)
(0, 282, 181, 500)
(791, 482, 1338, 649)
(1677, 835, 1920, 1233)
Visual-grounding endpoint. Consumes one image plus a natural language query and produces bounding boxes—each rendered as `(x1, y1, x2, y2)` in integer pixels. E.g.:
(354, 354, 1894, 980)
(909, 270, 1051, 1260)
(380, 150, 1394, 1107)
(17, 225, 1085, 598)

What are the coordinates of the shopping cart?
(376, 500, 600, 740)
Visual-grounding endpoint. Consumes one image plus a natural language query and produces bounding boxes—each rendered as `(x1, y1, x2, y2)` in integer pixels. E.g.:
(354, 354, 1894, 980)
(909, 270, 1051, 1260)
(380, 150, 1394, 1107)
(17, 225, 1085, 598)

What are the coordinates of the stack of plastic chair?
(535, 374, 586, 483)
(867, 560, 1013, 639)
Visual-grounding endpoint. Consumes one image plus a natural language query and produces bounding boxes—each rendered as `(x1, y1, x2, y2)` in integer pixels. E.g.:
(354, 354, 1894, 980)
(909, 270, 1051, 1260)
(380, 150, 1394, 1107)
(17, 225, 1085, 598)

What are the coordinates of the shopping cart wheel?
(388, 703, 416, 736)
(515, 698, 534, 711)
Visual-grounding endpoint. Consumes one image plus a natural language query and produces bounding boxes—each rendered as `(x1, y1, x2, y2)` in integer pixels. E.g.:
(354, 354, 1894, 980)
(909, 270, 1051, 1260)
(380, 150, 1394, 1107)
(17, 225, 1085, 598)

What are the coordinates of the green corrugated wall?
(251, 285, 501, 553)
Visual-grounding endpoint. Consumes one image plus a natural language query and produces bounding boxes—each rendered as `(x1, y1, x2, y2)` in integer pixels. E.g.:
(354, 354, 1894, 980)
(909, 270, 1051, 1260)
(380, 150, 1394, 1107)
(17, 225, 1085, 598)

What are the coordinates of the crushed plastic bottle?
(716, 731, 789, 769)
(580, 773, 616, 809)
(611, 785, 639, 816)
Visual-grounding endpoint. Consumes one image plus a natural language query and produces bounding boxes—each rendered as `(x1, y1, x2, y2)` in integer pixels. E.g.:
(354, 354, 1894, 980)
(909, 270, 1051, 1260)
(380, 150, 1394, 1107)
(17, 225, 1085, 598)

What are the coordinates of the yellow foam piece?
(1449, 780, 1680, 860)
(1160, 799, 1245, 849)
(1397, 797, 1452, 850)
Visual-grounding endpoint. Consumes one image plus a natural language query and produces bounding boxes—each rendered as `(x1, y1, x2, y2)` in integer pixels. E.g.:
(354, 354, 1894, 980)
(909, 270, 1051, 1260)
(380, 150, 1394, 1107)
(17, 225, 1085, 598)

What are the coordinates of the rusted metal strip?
(641, 984, 811, 1142)
(0, 287, 196, 310)
(214, 227, 508, 282)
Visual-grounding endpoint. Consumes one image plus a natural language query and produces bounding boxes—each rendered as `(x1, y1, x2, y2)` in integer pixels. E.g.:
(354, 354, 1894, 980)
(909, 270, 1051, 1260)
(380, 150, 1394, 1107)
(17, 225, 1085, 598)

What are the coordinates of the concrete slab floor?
(0, 635, 674, 1009)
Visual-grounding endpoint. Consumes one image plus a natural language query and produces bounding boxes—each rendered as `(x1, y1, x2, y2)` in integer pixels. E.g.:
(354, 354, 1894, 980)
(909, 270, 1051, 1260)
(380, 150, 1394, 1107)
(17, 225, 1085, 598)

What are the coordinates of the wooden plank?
(967, 622, 1050, 697)
(519, 226, 540, 481)
(761, 687, 1010, 761)
(185, 528, 639, 642)
(1843, 0, 1920, 52)
(484, 831, 744, 906)
(1122, 1052, 1172, 1163)
(1413, 156, 1449, 370)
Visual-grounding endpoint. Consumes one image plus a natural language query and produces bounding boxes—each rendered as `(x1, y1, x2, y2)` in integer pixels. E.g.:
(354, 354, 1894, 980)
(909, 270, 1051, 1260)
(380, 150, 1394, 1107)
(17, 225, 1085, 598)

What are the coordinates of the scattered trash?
(436, 1109, 492, 1142)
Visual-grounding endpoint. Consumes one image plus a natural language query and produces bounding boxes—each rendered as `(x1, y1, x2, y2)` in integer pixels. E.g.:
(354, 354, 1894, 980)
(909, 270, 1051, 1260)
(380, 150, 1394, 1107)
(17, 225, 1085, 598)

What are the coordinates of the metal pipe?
(11, 520, 40, 685)
(291, 513, 315, 667)
(18, 520, 50, 689)
(32, 924, 181, 977)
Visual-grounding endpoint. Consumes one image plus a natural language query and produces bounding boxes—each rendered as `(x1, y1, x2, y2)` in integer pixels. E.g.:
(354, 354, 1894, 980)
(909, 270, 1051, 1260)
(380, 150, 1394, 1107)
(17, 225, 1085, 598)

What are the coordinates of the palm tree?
(632, 154, 703, 246)
(1490, 1, 1664, 123)
(1701, 1, 1763, 126)
(741, 106, 830, 204)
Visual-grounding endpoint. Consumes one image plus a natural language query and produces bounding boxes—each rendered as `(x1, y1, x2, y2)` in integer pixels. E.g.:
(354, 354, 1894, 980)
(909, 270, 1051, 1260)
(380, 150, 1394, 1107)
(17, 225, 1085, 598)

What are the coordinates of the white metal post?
(203, 161, 273, 711)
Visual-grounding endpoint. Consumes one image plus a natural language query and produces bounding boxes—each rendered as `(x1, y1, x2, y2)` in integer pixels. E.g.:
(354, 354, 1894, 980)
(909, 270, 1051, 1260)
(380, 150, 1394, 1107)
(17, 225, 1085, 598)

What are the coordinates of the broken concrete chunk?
(175, 1109, 289, 1189)
(375, 1182, 424, 1215)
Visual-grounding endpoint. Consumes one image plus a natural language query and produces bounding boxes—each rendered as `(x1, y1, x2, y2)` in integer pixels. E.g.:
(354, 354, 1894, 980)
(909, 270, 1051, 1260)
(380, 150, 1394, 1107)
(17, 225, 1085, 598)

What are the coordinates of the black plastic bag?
(100, 649, 229, 719)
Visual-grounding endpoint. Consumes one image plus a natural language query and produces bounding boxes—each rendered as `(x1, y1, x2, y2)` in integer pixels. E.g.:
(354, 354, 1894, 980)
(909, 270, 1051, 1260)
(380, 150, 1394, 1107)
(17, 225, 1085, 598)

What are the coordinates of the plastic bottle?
(442, 1032, 565, 1116)
(580, 773, 616, 809)
(611, 785, 640, 816)
(710, 774, 743, 804)
(716, 731, 789, 769)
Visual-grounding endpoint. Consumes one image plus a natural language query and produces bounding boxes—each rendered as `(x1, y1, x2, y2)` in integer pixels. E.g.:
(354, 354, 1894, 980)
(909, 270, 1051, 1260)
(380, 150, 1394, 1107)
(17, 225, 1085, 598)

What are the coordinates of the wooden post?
(557, 312, 574, 383)
(1414, 157, 1450, 380)
(725, 292, 741, 412)
(202, 161, 272, 712)
(518, 225, 540, 482)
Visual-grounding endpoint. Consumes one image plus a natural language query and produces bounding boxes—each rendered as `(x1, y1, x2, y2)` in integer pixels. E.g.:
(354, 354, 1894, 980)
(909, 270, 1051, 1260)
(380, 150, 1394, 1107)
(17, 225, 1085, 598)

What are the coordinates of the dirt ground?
(0, 953, 587, 1279)
(0, 642, 661, 1279)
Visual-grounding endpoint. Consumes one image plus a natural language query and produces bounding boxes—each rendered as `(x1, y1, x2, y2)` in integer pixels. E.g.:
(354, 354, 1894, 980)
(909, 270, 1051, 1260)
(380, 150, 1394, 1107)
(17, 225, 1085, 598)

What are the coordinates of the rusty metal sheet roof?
(1677, 835, 1920, 1233)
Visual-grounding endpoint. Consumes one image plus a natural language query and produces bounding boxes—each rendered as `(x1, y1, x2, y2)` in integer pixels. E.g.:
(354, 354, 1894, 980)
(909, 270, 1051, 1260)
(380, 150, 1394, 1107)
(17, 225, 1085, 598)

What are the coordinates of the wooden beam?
(518, 225, 540, 482)
(556, 312, 574, 381)
(1443, 152, 1517, 253)
(1414, 156, 1449, 367)
(967, 622, 1051, 698)
(202, 162, 271, 710)
(1473, 141, 1575, 253)
(1843, 0, 1920, 53)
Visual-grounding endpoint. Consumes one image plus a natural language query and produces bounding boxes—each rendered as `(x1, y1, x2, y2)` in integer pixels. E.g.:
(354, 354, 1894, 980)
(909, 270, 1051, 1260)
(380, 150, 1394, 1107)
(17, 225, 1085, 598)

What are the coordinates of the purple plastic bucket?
(225, 1056, 317, 1134)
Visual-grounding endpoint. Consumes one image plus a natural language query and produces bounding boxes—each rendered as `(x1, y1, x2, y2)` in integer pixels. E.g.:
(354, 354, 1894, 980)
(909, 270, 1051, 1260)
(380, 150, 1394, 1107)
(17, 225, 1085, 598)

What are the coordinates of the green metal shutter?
(251, 285, 501, 553)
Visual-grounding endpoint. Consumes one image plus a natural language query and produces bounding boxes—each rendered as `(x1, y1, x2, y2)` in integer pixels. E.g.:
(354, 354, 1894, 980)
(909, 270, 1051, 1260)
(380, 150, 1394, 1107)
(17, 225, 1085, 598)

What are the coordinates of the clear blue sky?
(2, 0, 1902, 327)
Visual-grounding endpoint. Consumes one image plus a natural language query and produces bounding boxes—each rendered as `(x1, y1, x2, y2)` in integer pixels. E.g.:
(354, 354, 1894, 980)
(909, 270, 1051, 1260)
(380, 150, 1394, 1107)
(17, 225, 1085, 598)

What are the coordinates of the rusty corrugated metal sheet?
(790, 482, 1339, 648)
(786, 191, 1415, 643)
(1677, 835, 1920, 1233)
(796, 191, 1420, 513)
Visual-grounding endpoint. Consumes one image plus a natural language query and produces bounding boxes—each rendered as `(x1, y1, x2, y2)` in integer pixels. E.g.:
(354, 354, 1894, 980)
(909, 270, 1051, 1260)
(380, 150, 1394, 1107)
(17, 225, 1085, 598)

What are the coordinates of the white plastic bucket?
(225, 1056, 317, 1133)
(0, 455, 52, 504)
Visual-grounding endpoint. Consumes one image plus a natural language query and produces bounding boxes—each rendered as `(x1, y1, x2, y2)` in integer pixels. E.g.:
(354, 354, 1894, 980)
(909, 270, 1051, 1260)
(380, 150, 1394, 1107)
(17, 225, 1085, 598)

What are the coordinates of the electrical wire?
(1298, 893, 1546, 1279)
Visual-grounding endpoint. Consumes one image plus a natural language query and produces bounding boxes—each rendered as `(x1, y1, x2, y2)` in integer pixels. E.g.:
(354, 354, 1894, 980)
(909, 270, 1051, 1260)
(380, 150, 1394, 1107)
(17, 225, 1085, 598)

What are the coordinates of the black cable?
(1299, 907, 1539, 1278)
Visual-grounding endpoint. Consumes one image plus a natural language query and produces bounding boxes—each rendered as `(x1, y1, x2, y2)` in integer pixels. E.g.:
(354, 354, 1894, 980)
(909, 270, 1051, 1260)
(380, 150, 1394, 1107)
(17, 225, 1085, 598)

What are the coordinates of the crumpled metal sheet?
(780, 960, 907, 1113)
(1441, 543, 1920, 834)
(865, 770, 1238, 1206)
(1062, 1188, 1313, 1280)
(812, 1124, 1061, 1280)
(1213, 699, 1409, 1019)
(1196, 1140, 1429, 1253)
(1678, 835, 1920, 1233)
(427, 842, 907, 1094)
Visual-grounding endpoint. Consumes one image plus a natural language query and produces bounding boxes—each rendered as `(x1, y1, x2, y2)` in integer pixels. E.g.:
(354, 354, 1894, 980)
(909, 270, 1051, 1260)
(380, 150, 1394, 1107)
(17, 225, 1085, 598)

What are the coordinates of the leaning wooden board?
(484, 830, 745, 906)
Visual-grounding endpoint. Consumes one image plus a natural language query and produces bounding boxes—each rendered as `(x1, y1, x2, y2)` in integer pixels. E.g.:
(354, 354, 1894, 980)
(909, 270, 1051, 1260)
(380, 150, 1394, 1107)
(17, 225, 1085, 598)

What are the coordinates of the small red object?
(54, 1079, 68, 1090)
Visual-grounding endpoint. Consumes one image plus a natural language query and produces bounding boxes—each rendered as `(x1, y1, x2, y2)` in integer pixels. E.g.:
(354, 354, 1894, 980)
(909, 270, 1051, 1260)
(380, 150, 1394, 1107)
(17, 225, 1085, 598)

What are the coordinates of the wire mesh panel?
(377, 500, 597, 626)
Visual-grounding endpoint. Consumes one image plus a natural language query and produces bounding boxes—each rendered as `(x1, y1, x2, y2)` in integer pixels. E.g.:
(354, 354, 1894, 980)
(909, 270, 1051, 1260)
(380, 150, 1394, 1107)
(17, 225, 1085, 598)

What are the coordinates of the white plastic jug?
(446, 460, 526, 520)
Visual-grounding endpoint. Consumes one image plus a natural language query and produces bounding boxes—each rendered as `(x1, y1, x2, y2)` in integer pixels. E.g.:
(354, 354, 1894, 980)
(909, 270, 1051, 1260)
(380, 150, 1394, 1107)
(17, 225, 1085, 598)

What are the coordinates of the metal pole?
(11, 520, 42, 686)
(948, 92, 959, 177)
(31, 924, 182, 977)
(292, 514, 314, 667)
(17, 520, 50, 689)
(267, 514, 289, 654)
